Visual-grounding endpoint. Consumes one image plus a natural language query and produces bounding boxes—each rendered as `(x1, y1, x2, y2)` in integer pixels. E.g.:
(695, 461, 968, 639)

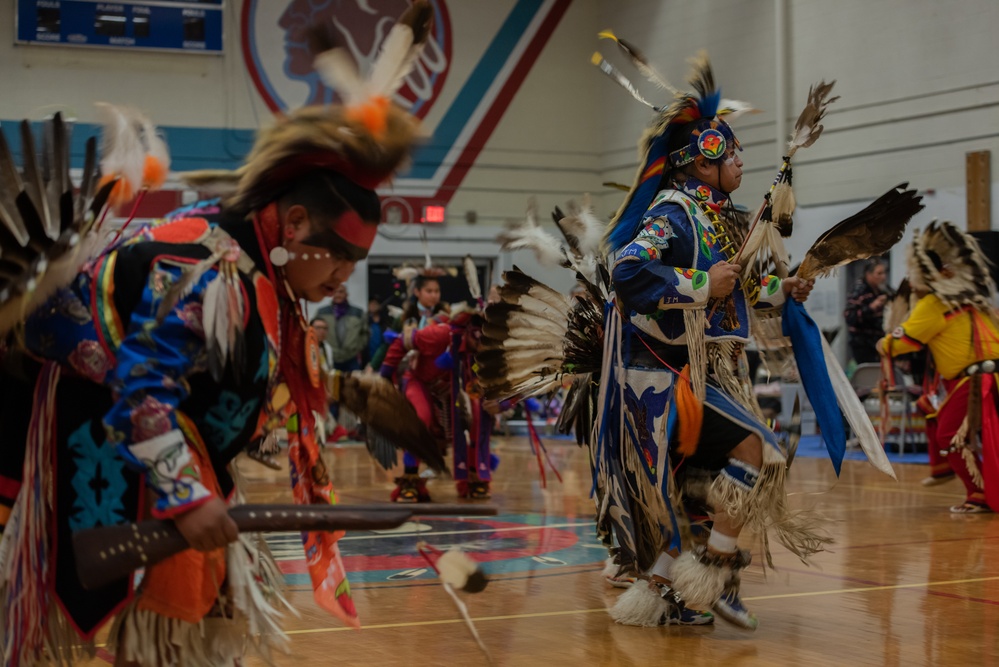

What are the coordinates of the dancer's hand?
(783, 276, 814, 302)
(174, 497, 239, 552)
(708, 261, 741, 298)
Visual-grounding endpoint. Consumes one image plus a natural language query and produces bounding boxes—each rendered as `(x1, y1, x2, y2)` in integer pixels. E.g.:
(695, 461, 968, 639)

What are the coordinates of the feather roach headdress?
(182, 1, 433, 260)
(594, 38, 755, 252)
(907, 220, 998, 312)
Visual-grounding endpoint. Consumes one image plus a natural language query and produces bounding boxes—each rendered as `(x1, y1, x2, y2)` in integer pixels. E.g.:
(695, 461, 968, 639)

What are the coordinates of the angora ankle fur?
(668, 552, 728, 609)
(609, 582, 669, 627)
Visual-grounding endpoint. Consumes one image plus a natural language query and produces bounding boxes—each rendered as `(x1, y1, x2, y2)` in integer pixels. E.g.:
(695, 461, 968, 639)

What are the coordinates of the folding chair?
(850, 362, 921, 453)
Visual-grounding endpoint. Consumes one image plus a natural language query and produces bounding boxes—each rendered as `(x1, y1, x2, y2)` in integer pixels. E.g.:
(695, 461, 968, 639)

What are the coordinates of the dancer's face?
(692, 149, 743, 194)
(281, 204, 357, 302)
(415, 281, 441, 309)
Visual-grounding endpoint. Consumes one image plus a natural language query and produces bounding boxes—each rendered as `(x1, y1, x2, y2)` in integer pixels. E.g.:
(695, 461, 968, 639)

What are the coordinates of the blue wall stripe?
(1, 120, 256, 171)
(1, 0, 545, 177)
(407, 0, 543, 179)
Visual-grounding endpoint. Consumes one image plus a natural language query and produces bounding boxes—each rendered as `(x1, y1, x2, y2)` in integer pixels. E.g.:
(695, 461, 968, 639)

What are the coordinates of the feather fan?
(338, 372, 448, 473)
(797, 184, 924, 281)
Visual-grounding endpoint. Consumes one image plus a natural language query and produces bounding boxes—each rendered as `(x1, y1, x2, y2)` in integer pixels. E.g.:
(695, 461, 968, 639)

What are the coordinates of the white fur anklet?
(668, 552, 728, 609)
(609, 582, 670, 627)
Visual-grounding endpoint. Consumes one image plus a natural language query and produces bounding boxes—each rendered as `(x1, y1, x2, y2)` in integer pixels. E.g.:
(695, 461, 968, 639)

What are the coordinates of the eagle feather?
(339, 372, 447, 473)
(797, 184, 924, 281)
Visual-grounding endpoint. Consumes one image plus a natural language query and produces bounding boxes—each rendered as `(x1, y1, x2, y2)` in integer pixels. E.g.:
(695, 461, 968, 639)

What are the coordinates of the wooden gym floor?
(85, 436, 998, 666)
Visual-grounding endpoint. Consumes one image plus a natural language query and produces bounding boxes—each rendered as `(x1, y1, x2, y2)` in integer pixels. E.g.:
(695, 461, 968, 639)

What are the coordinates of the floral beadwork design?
(68, 339, 115, 383)
(130, 395, 173, 443)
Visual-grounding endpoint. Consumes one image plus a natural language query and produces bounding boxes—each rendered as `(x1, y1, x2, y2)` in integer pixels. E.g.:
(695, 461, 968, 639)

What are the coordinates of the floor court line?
(283, 575, 999, 636)
(335, 521, 593, 541)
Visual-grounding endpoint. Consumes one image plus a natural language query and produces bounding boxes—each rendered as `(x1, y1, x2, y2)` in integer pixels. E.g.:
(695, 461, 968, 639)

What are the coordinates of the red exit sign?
(421, 205, 446, 224)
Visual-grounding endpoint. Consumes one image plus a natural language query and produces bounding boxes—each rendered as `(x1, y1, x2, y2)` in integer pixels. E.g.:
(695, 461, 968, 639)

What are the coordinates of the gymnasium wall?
(594, 0, 999, 341)
(2, 0, 997, 316)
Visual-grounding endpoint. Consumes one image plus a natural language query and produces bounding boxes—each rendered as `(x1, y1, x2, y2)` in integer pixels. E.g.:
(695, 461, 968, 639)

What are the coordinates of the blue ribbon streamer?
(783, 298, 846, 475)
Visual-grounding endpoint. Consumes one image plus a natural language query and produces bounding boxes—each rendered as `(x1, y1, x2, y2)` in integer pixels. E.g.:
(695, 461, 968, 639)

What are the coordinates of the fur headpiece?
(907, 220, 998, 311)
(182, 1, 433, 256)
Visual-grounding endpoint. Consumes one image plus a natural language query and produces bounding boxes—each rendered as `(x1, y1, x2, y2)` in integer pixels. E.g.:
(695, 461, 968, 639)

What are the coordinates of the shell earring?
(269, 246, 290, 267)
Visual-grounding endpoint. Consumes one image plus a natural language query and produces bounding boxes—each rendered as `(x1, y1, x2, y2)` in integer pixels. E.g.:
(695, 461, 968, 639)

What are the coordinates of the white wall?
(593, 0, 999, 221)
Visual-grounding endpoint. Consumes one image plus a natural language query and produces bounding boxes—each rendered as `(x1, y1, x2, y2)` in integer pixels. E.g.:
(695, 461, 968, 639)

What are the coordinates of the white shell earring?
(269, 246, 290, 267)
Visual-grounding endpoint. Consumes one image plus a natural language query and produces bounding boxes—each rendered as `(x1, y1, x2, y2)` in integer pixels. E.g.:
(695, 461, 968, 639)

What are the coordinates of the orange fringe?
(675, 364, 703, 457)
(142, 155, 168, 190)
(98, 174, 134, 209)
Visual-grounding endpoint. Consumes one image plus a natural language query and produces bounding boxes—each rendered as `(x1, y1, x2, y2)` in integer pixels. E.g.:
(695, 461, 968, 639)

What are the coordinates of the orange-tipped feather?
(142, 154, 169, 190)
(99, 173, 134, 209)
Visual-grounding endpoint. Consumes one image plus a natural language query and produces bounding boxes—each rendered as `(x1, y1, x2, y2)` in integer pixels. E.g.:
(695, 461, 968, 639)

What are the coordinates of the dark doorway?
(366, 257, 494, 310)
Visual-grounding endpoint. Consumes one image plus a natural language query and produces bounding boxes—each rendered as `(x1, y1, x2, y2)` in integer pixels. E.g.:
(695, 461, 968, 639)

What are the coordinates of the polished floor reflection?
(85, 436, 999, 666)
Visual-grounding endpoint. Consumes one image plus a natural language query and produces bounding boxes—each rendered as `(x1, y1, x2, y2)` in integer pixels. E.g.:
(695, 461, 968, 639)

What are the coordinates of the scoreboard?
(16, 1, 224, 54)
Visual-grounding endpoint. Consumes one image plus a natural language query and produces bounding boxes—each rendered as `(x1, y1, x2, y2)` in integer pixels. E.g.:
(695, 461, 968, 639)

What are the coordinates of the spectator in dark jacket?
(845, 259, 890, 364)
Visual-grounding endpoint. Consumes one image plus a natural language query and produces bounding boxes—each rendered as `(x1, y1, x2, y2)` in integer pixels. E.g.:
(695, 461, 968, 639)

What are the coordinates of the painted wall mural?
(242, 0, 571, 222)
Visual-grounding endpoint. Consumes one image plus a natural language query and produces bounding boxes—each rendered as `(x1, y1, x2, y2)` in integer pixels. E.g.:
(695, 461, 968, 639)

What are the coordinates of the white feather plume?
(140, 116, 171, 174)
(463, 255, 481, 302)
(717, 98, 759, 123)
(313, 49, 366, 107)
(96, 103, 145, 196)
(496, 198, 568, 268)
(393, 266, 419, 283)
(561, 194, 606, 258)
(366, 19, 418, 98)
(313, 1, 432, 105)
